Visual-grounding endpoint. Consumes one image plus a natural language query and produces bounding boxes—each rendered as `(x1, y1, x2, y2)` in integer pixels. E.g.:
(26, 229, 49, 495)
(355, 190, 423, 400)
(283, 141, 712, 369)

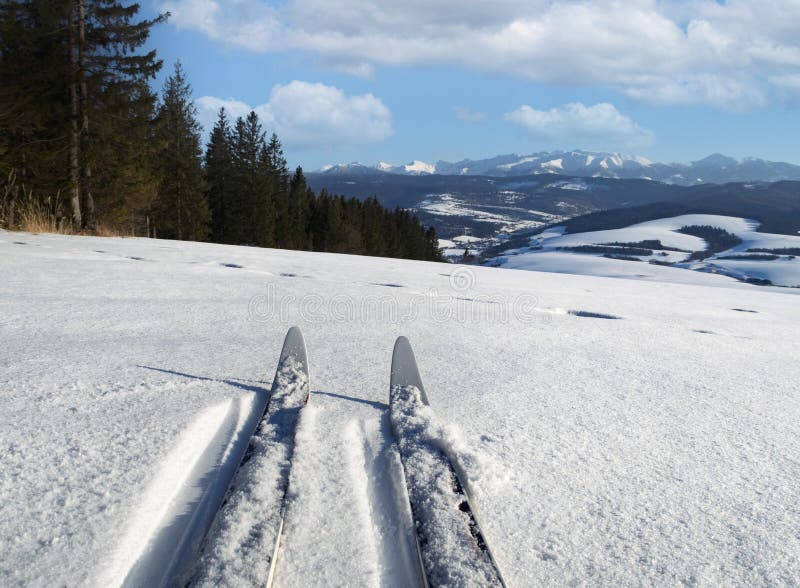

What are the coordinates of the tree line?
(0, 1, 443, 262)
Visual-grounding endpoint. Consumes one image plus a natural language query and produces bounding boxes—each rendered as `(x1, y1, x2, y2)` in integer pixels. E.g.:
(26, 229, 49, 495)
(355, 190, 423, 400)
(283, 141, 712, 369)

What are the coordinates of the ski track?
(95, 398, 237, 587)
(277, 396, 381, 586)
(359, 414, 423, 588)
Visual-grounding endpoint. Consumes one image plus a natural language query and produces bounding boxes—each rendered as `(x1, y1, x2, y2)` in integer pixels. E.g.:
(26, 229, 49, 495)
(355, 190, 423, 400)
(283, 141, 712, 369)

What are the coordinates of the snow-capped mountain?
(319, 160, 439, 176)
(316, 151, 800, 186)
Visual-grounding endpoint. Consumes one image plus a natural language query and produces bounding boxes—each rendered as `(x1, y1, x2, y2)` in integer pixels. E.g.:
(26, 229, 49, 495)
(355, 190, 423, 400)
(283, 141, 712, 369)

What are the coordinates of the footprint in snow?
(539, 552, 558, 562)
(456, 296, 500, 305)
(569, 310, 621, 320)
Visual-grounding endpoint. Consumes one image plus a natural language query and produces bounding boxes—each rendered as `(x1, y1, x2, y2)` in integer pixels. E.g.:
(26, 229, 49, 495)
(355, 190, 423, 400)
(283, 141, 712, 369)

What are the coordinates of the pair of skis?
(261, 329, 505, 587)
(192, 328, 504, 587)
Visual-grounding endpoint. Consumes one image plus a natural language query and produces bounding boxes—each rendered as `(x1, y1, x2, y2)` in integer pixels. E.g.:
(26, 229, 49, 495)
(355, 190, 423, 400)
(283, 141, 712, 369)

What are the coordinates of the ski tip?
(390, 336, 428, 403)
(279, 326, 308, 366)
(393, 335, 411, 354)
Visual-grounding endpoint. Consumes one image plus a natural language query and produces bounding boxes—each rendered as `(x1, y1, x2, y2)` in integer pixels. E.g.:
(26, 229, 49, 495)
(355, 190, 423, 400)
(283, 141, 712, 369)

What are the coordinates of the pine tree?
(0, 0, 165, 231)
(425, 226, 444, 261)
(267, 133, 291, 247)
(287, 166, 312, 249)
(228, 112, 275, 246)
(1, 1, 72, 201)
(75, 0, 166, 229)
(362, 197, 385, 256)
(204, 108, 234, 243)
(151, 62, 209, 241)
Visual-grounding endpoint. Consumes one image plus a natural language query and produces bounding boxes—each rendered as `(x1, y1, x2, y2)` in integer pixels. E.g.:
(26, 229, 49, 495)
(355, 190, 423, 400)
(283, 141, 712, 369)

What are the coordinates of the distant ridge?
(316, 150, 800, 186)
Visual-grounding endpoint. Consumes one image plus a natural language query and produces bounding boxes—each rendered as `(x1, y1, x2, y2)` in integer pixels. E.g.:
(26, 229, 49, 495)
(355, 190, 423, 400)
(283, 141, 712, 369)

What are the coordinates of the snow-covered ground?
(2, 230, 800, 586)
(498, 214, 800, 287)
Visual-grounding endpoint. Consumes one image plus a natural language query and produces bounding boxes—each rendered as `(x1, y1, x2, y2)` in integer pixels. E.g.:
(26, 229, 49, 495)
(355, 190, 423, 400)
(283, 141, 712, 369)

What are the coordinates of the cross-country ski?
(389, 336, 507, 587)
(192, 326, 310, 587)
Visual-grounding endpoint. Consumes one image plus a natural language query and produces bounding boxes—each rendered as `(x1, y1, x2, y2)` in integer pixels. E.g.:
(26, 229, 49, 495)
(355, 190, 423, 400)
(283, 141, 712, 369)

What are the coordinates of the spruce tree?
(204, 108, 234, 243)
(229, 112, 274, 246)
(287, 167, 312, 249)
(75, 0, 166, 229)
(0, 1, 72, 201)
(151, 62, 209, 241)
(267, 133, 290, 247)
(0, 0, 165, 230)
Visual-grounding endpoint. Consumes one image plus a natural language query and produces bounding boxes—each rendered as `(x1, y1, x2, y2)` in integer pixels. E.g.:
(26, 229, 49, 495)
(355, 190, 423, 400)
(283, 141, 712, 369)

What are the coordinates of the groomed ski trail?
(97, 398, 249, 587)
(275, 392, 421, 587)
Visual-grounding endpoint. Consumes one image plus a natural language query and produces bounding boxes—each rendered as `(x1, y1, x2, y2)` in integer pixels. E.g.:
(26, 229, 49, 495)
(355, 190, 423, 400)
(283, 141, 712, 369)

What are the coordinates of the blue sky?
(144, 0, 800, 171)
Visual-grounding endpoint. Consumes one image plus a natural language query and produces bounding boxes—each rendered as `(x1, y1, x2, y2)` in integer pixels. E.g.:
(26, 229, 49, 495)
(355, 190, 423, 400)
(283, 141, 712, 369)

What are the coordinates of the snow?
(542, 158, 563, 169)
(500, 250, 741, 286)
(497, 156, 540, 170)
(419, 194, 508, 223)
(404, 160, 436, 175)
(547, 180, 590, 191)
(418, 194, 546, 241)
(452, 234, 482, 244)
(502, 214, 800, 287)
(99, 399, 239, 587)
(2, 230, 800, 586)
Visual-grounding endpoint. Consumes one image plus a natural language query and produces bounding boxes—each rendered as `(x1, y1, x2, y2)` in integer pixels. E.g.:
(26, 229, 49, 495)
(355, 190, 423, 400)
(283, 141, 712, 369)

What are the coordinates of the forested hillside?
(0, 1, 441, 261)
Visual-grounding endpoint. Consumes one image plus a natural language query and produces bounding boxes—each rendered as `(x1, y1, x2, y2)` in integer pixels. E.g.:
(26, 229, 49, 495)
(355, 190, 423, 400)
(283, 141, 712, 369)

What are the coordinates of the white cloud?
(770, 74, 800, 91)
(195, 96, 252, 132)
(195, 81, 393, 150)
(161, 0, 800, 111)
(454, 107, 486, 123)
(505, 102, 654, 150)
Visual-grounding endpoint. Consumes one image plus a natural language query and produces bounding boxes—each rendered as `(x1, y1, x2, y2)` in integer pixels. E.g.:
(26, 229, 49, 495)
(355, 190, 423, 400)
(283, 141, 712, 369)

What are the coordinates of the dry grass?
(92, 224, 125, 238)
(2, 170, 125, 238)
(16, 196, 72, 234)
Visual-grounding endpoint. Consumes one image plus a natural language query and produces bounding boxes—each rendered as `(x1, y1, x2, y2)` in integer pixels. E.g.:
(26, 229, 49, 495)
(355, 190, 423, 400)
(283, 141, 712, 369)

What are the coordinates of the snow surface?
(542, 158, 563, 169)
(2, 230, 800, 586)
(546, 180, 590, 191)
(404, 160, 436, 175)
(501, 214, 800, 287)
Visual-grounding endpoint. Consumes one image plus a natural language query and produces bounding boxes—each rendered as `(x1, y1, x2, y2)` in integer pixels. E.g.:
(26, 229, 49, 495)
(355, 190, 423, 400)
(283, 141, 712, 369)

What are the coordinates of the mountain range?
(316, 151, 800, 186)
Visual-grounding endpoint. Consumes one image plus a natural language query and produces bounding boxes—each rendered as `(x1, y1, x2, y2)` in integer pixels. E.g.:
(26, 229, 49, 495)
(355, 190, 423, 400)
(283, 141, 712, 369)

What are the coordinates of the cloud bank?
(161, 0, 800, 110)
(196, 81, 393, 149)
(505, 102, 654, 149)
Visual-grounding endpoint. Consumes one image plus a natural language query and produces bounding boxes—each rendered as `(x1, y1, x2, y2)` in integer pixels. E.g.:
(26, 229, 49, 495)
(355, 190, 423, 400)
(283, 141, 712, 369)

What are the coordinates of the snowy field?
(499, 214, 800, 287)
(2, 230, 800, 586)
